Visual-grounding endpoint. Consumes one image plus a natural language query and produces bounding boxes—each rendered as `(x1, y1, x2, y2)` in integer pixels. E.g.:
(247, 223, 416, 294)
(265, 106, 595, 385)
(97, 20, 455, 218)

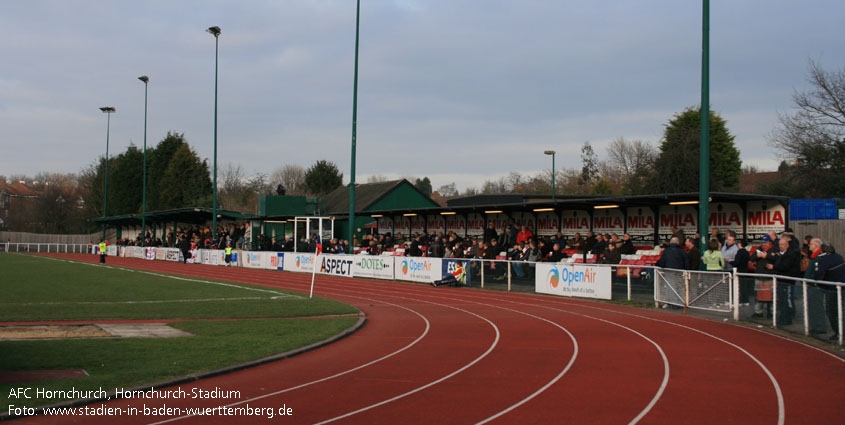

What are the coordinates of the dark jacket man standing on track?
(767, 237, 801, 326)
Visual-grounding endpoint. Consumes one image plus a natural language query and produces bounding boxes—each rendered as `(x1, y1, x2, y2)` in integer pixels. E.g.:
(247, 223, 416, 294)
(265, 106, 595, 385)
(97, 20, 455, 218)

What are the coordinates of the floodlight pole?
(698, 0, 710, 253)
(348, 0, 360, 253)
(545, 150, 556, 203)
(139, 76, 149, 245)
(100, 107, 115, 240)
(207, 26, 221, 240)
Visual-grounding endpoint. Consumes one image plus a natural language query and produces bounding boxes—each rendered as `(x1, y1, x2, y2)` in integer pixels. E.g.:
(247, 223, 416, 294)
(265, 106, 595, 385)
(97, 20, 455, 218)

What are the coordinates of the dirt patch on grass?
(0, 324, 112, 340)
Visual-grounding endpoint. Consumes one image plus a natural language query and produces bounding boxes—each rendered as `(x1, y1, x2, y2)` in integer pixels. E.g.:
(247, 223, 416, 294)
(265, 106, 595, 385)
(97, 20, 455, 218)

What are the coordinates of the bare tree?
(769, 59, 845, 196)
(269, 164, 307, 196)
(366, 174, 389, 183)
(436, 183, 458, 197)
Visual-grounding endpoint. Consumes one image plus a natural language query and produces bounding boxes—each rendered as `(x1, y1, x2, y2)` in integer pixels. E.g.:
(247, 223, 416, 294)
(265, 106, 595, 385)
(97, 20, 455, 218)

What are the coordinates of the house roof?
(0, 181, 40, 197)
(323, 179, 434, 214)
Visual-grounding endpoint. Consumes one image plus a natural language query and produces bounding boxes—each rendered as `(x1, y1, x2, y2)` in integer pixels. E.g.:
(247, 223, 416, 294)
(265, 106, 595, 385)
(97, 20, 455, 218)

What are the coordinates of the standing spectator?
(702, 239, 725, 271)
(671, 226, 685, 244)
(710, 228, 724, 246)
(734, 239, 752, 303)
(813, 242, 845, 341)
(753, 235, 776, 319)
(803, 238, 828, 335)
(767, 237, 801, 326)
(685, 238, 701, 271)
(484, 222, 498, 244)
(721, 233, 738, 270)
(582, 231, 597, 255)
(656, 237, 688, 270)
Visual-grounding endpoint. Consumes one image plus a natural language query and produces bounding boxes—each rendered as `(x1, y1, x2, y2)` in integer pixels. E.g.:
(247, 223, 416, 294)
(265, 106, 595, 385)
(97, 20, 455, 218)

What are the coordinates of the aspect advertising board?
(352, 256, 394, 280)
(318, 254, 354, 277)
(395, 257, 442, 283)
(535, 263, 612, 300)
(746, 201, 786, 241)
(560, 210, 591, 237)
(284, 253, 316, 272)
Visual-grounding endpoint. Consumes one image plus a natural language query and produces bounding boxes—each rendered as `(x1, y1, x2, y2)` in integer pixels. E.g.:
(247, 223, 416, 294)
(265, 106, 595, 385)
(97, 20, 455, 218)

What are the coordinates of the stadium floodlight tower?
(544, 150, 556, 203)
(99, 106, 116, 240)
(138, 75, 149, 244)
(207, 25, 221, 237)
(347, 0, 361, 253)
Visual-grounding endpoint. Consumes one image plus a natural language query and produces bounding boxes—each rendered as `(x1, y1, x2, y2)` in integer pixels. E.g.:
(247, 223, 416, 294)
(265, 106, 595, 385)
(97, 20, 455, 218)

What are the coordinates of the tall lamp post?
(99, 106, 116, 240)
(544, 150, 556, 203)
(698, 0, 710, 253)
(207, 26, 221, 238)
(138, 76, 149, 244)
(347, 0, 360, 253)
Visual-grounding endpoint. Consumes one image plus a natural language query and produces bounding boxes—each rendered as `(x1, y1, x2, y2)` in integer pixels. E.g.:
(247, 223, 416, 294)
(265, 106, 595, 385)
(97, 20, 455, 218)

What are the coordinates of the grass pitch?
(0, 254, 360, 409)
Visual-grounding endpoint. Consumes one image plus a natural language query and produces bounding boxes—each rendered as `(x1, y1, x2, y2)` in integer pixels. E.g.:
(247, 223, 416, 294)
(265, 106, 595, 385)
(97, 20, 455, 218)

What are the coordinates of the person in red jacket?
(516, 225, 533, 244)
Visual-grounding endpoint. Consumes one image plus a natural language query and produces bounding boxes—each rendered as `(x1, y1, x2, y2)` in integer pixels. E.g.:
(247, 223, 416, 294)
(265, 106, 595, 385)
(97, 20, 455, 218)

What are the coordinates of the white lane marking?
(33, 255, 301, 298)
(148, 294, 432, 425)
(0, 296, 294, 305)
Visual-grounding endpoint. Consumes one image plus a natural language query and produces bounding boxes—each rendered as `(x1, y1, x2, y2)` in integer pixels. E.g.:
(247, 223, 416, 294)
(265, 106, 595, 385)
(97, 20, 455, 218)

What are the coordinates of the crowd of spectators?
(115, 222, 250, 250)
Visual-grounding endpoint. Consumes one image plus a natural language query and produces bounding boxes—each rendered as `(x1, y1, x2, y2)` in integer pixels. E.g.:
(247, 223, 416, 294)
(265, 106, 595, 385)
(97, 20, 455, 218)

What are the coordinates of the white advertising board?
(410, 215, 426, 233)
(466, 213, 485, 236)
(317, 254, 355, 277)
(378, 217, 394, 235)
(243, 251, 265, 269)
(560, 210, 591, 237)
(536, 212, 560, 236)
(284, 253, 316, 272)
(658, 205, 698, 239)
(746, 201, 786, 240)
(708, 203, 744, 237)
(394, 216, 411, 235)
(626, 207, 656, 242)
(535, 263, 612, 300)
(394, 257, 442, 283)
(592, 208, 624, 234)
(352, 256, 395, 280)
(426, 215, 445, 234)
(445, 214, 466, 237)
(512, 212, 536, 232)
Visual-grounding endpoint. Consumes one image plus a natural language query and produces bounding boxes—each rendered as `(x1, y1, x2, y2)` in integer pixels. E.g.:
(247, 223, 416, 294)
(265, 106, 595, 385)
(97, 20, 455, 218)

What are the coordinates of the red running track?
(13, 253, 845, 424)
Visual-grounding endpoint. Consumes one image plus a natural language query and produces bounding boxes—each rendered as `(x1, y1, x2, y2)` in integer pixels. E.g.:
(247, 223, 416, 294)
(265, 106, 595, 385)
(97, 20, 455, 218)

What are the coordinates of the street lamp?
(207, 26, 221, 240)
(544, 150, 556, 203)
(138, 76, 149, 245)
(348, 0, 360, 253)
(99, 106, 116, 240)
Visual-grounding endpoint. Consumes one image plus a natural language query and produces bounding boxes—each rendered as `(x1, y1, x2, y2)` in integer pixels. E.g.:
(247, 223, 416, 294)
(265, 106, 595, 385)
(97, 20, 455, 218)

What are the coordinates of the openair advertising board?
(283, 253, 316, 272)
(536, 212, 560, 236)
(352, 256, 395, 280)
(592, 208, 624, 234)
(535, 263, 612, 300)
(560, 210, 590, 237)
(395, 257, 442, 283)
(243, 251, 265, 269)
(466, 213, 485, 236)
(626, 207, 656, 242)
(745, 201, 786, 241)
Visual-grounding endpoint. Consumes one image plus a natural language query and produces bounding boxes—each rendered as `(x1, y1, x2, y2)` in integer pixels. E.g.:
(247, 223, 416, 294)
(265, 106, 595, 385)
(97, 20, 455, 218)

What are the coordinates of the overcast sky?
(1, 0, 843, 191)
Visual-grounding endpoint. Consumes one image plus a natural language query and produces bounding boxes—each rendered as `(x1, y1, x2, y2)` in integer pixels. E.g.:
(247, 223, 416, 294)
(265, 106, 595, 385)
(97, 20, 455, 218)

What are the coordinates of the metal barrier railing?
(3, 243, 92, 254)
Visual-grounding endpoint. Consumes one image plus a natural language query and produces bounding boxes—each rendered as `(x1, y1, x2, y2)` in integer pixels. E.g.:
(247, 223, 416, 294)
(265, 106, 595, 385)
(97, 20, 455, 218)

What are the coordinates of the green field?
(0, 254, 360, 409)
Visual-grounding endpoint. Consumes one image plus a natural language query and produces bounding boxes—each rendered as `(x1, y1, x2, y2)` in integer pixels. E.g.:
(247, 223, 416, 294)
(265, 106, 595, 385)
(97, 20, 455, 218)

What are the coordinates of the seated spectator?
(603, 241, 621, 265)
(569, 232, 584, 250)
(620, 233, 636, 255)
(516, 225, 534, 244)
(547, 243, 567, 263)
(591, 233, 608, 258)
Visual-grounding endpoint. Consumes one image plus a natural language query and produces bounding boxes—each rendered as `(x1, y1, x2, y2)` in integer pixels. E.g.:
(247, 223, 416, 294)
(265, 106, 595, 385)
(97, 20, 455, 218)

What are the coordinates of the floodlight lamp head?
(138, 76, 149, 84)
(544, 150, 556, 155)
(99, 107, 116, 113)
(206, 26, 221, 37)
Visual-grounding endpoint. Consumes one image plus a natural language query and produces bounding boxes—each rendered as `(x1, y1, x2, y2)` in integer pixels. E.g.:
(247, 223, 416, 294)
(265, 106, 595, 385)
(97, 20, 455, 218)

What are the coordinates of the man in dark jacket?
(685, 238, 701, 271)
(483, 222, 498, 244)
(620, 233, 636, 255)
(733, 239, 752, 303)
(813, 242, 845, 341)
(767, 237, 801, 326)
(656, 237, 689, 270)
